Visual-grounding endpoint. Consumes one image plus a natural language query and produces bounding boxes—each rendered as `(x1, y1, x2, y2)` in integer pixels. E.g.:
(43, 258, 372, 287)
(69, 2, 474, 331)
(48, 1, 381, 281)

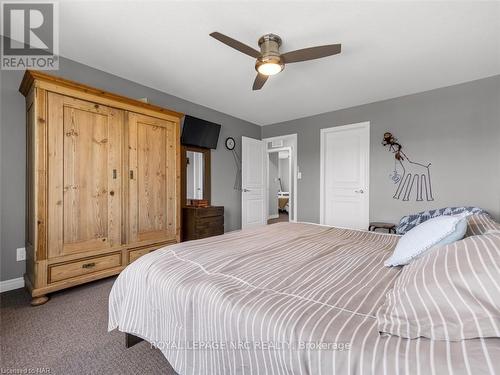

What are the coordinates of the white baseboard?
(268, 214, 279, 220)
(0, 277, 25, 293)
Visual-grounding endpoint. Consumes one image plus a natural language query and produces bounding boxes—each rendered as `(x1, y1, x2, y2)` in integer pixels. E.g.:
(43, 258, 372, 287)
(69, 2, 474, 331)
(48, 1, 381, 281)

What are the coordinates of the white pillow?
(385, 214, 469, 267)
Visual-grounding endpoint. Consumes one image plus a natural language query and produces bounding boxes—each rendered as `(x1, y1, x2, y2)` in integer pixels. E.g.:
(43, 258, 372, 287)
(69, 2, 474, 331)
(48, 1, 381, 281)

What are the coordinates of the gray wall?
(262, 75, 500, 225)
(0, 57, 260, 281)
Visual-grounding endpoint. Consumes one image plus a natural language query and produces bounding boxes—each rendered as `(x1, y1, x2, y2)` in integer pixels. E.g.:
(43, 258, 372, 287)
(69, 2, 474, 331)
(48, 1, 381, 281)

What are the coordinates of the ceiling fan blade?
(209, 32, 260, 59)
(252, 73, 268, 90)
(281, 44, 341, 63)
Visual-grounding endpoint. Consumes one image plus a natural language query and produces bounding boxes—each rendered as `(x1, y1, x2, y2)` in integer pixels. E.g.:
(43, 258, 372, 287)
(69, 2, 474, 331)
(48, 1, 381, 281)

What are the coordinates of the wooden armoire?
(20, 70, 182, 305)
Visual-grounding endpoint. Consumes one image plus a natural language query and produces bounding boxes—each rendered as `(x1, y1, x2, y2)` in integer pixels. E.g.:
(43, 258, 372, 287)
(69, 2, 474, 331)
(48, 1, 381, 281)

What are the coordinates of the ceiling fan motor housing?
(255, 33, 284, 73)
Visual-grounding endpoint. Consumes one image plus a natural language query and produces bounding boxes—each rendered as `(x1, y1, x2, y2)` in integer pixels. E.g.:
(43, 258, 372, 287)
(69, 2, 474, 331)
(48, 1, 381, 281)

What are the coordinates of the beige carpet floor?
(0, 277, 177, 375)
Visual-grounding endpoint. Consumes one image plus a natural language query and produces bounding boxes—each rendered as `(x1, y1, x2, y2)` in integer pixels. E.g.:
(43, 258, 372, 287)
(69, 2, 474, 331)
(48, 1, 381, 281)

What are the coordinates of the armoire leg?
(31, 295, 49, 306)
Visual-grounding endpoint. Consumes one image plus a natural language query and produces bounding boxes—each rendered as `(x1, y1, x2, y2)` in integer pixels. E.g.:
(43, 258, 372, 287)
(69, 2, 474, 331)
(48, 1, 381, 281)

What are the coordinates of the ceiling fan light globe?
(257, 62, 283, 76)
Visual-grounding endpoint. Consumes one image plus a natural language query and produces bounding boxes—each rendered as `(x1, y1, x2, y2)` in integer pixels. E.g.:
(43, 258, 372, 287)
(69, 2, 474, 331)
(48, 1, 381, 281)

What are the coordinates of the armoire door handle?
(129, 170, 134, 179)
(112, 169, 117, 179)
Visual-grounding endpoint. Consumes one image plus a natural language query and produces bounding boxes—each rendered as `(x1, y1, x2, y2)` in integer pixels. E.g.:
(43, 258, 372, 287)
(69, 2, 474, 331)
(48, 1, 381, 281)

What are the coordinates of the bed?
(109, 222, 500, 374)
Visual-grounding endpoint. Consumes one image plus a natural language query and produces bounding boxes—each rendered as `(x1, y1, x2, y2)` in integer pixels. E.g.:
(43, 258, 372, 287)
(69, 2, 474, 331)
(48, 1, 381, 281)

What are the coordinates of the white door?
(242, 136, 266, 228)
(320, 122, 370, 229)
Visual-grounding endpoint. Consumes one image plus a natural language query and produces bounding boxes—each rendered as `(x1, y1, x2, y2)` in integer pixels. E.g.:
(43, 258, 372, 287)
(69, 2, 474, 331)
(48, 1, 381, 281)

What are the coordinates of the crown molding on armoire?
(20, 70, 184, 121)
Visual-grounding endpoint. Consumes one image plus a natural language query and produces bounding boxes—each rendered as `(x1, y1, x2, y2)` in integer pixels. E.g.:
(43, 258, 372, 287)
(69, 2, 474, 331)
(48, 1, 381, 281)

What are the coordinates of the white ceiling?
(59, 1, 500, 125)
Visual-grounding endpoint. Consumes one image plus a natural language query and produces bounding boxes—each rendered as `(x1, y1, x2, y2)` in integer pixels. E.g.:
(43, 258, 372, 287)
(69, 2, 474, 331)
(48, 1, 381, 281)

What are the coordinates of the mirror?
(186, 151, 204, 200)
(181, 145, 211, 207)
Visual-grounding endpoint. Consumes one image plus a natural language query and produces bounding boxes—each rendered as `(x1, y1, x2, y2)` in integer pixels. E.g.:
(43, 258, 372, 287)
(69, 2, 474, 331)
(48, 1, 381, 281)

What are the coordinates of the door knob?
(355, 189, 364, 194)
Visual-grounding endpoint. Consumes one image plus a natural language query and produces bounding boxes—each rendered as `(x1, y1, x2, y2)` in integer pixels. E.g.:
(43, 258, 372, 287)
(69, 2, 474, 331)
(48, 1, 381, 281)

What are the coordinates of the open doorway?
(267, 147, 292, 224)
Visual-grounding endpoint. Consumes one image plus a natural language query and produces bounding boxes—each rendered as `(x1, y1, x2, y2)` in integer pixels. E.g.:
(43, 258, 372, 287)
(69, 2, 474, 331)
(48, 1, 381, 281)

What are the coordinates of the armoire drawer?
(48, 252, 122, 283)
(128, 248, 151, 264)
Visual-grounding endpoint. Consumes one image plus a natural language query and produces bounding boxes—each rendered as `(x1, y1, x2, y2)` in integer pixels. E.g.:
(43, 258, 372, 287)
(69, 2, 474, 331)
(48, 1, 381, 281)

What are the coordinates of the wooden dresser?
(20, 70, 182, 305)
(182, 206, 224, 241)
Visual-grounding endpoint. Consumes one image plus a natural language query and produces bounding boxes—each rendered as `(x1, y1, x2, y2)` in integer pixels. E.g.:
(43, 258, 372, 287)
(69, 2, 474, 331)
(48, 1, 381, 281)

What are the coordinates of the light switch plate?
(297, 171, 302, 179)
(16, 247, 26, 261)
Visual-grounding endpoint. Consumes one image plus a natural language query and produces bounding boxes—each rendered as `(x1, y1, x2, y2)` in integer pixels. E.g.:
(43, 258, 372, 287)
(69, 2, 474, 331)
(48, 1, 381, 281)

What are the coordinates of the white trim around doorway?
(262, 134, 298, 222)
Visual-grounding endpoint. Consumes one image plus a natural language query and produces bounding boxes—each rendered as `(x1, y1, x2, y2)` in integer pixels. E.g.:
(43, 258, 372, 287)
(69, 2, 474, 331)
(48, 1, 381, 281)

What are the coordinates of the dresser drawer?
(48, 252, 122, 283)
(195, 207, 224, 218)
(196, 216, 224, 230)
(195, 216, 224, 239)
(182, 206, 224, 241)
(196, 226, 224, 238)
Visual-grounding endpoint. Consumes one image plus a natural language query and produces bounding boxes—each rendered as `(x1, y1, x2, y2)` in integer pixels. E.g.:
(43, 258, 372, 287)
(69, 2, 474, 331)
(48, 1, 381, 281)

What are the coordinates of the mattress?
(109, 222, 500, 374)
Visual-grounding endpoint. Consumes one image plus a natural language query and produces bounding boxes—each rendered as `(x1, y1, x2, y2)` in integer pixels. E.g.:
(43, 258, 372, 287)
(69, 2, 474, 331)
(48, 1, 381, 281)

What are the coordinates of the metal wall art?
(382, 132, 434, 202)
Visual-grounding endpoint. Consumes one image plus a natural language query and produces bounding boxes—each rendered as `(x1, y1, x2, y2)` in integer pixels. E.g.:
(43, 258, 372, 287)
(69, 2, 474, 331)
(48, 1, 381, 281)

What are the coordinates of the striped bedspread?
(108, 222, 500, 375)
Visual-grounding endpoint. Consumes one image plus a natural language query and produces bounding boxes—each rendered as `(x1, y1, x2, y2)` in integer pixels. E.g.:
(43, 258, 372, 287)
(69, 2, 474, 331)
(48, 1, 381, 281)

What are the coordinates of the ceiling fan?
(209, 32, 342, 90)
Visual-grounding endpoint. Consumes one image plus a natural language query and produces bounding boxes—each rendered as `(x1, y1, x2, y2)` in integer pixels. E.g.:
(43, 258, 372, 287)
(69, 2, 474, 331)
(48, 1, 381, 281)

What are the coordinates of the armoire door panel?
(137, 122, 167, 235)
(63, 105, 109, 247)
(165, 122, 177, 239)
(47, 93, 122, 258)
(128, 113, 177, 244)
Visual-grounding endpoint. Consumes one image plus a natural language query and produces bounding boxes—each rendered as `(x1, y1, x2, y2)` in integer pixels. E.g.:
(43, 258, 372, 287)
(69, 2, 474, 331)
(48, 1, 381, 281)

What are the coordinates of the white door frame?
(266, 147, 292, 222)
(320, 122, 370, 226)
(262, 134, 298, 222)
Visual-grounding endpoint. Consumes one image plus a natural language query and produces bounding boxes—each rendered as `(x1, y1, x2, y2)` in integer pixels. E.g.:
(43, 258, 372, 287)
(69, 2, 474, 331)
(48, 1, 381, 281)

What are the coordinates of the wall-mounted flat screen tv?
(181, 115, 221, 149)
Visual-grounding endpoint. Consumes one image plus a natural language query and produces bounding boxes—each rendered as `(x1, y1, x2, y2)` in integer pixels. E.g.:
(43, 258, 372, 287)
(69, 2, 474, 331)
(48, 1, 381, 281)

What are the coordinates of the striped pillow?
(466, 213, 500, 237)
(377, 231, 500, 341)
